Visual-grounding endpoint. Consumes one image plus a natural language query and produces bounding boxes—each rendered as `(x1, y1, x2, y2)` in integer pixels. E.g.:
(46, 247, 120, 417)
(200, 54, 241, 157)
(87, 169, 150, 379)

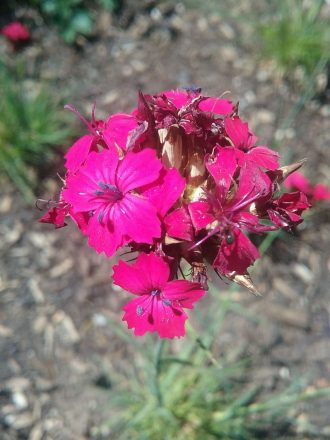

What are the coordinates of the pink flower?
(137, 90, 234, 151)
(63, 148, 163, 256)
(64, 105, 140, 173)
(313, 184, 330, 201)
(39, 199, 89, 233)
(40, 90, 312, 333)
(188, 148, 273, 274)
(39, 204, 69, 229)
(164, 205, 194, 241)
(224, 116, 279, 170)
(163, 89, 234, 115)
(213, 227, 261, 276)
(113, 252, 205, 338)
(267, 192, 311, 229)
(2, 21, 30, 42)
(284, 171, 330, 203)
(141, 167, 185, 219)
(64, 134, 98, 173)
(284, 171, 310, 193)
(102, 113, 142, 151)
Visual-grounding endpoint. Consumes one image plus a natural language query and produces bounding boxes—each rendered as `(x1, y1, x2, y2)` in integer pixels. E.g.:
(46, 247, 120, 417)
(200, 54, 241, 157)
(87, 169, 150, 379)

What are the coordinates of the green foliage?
(258, 0, 330, 73)
(183, 0, 330, 76)
(25, 0, 123, 43)
(0, 64, 71, 201)
(93, 286, 330, 440)
(93, 337, 330, 439)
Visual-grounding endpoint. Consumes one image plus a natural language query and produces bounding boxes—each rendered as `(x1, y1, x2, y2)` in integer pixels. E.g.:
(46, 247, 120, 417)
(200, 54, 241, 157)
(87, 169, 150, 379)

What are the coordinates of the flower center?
(94, 181, 123, 203)
(150, 289, 172, 306)
(151, 289, 161, 296)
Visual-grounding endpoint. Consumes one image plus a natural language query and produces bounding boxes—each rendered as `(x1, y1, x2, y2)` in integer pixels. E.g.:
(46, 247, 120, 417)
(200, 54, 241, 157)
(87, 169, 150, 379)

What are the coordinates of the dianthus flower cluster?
(40, 88, 311, 338)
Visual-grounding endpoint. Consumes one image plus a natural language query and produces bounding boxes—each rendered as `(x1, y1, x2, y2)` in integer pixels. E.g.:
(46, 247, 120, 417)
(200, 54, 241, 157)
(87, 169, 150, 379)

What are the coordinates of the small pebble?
(292, 263, 314, 284)
(12, 391, 28, 410)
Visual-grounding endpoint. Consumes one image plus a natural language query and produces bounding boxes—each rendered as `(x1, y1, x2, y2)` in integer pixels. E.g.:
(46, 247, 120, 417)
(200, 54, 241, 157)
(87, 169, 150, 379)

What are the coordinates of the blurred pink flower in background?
(2, 21, 30, 42)
(284, 171, 330, 203)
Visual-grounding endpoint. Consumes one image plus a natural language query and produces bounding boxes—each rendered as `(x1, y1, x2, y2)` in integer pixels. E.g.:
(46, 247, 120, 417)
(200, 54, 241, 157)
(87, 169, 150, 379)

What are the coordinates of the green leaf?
(71, 10, 93, 35)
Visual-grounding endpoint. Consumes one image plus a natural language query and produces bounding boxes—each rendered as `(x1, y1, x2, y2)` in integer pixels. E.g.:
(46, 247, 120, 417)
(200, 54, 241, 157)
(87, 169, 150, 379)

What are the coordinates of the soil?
(0, 1, 330, 439)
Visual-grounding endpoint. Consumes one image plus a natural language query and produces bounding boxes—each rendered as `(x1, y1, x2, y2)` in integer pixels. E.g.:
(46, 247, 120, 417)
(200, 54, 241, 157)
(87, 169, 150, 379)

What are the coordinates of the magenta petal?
(39, 206, 67, 228)
(224, 117, 248, 148)
(268, 209, 290, 228)
(86, 212, 126, 256)
(113, 253, 170, 295)
(122, 296, 155, 336)
(233, 163, 271, 209)
(234, 212, 259, 230)
(121, 272, 204, 338)
(236, 211, 259, 225)
(206, 147, 237, 192)
(122, 295, 187, 338)
(63, 149, 119, 212)
(276, 191, 310, 211)
(117, 149, 162, 193)
(235, 211, 276, 233)
(89, 148, 119, 184)
(152, 300, 187, 338)
(113, 259, 153, 295)
(248, 146, 279, 170)
(63, 172, 98, 212)
(163, 90, 190, 108)
(214, 229, 260, 275)
(269, 191, 310, 229)
(115, 253, 190, 337)
(103, 113, 138, 150)
(162, 280, 205, 308)
(233, 149, 246, 168)
(69, 210, 90, 234)
(188, 201, 215, 231)
(141, 168, 185, 218)
(165, 206, 194, 241)
(133, 252, 170, 289)
(313, 183, 330, 201)
(224, 117, 257, 149)
(118, 194, 161, 243)
(284, 172, 311, 193)
(199, 98, 233, 114)
(64, 134, 96, 173)
(2, 21, 30, 41)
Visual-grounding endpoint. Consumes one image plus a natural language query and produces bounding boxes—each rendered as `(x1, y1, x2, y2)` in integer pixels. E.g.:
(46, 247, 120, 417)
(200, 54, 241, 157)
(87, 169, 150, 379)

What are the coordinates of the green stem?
(213, 387, 330, 421)
(274, 55, 329, 163)
(154, 339, 165, 407)
(186, 321, 221, 368)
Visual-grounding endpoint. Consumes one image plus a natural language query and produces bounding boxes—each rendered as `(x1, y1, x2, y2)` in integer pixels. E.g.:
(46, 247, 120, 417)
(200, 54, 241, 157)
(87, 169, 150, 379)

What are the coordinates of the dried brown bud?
(191, 262, 208, 290)
(278, 159, 306, 183)
(159, 126, 183, 170)
(227, 271, 261, 296)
